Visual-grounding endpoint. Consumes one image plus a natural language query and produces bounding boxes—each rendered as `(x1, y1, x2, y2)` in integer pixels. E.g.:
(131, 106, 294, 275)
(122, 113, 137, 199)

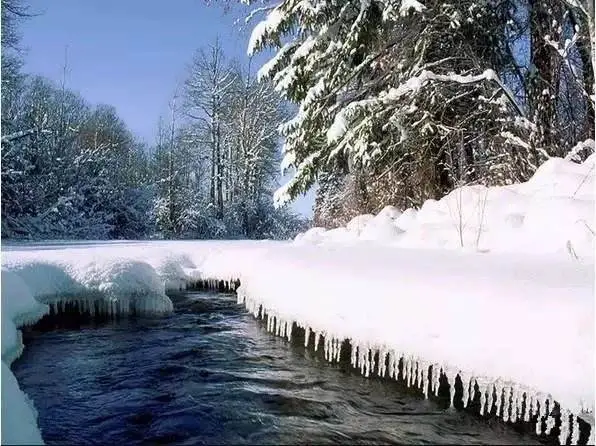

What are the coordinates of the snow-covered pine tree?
(247, 0, 546, 217)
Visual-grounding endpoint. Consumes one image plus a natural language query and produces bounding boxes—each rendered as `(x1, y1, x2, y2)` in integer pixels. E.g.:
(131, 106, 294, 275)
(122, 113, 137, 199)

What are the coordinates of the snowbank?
(2, 362, 44, 445)
(235, 246, 593, 423)
(293, 155, 595, 261)
(1, 269, 49, 444)
(0, 240, 276, 444)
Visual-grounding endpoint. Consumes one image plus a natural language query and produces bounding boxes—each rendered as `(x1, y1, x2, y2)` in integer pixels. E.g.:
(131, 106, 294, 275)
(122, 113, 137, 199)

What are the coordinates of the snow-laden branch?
(327, 69, 524, 144)
(1, 128, 51, 144)
(565, 139, 595, 162)
(248, 7, 285, 56)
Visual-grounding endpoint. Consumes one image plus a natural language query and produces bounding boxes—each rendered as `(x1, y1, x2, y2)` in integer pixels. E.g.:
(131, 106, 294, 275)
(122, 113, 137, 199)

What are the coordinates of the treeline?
(1, 1, 307, 240)
(246, 0, 595, 227)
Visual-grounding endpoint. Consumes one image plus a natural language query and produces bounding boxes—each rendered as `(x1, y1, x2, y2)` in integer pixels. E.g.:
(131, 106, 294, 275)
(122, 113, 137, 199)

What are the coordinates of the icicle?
(421, 364, 428, 398)
(378, 349, 385, 377)
(511, 385, 520, 423)
(461, 373, 469, 408)
(502, 386, 511, 422)
(448, 370, 457, 409)
(324, 338, 329, 361)
(414, 359, 422, 389)
(559, 409, 570, 445)
(358, 347, 364, 375)
(387, 351, 395, 379)
(391, 353, 398, 380)
(305, 327, 311, 348)
(335, 339, 341, 362)
(445, 368, 457, 407)
(287, 321, 293, 341)
(570, 416, 580, 445)
(432, 364, 440, 396)
(365, 349, 371, 378)
(331, 338, 336, 362)
(494, 381, 503, 418)
(486, 381, 495, 415)
(314, 332, 320, 352)
(526, 391, 535, 421)
(479, 385, 487, 416)
(351, 342, 357, 368)
(404, 357, 411, 387)
(330, 338, 334, 362)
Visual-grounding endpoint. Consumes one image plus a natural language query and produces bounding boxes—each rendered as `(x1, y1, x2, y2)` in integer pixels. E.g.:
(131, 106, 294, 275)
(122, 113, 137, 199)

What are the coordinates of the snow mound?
(293, 155, 595, 260)
(324, 227, 359, 244)
(359, 213, 403, 243)
(346, 214, 375, 234)
(376, 205, 402, 220)
(294, 227, 328, 245)
(395, 208, 418, 231)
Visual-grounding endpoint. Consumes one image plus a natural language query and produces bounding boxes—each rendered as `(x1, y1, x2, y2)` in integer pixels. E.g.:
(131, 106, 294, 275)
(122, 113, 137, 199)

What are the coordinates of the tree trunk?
(215, 117, 224, 219)
(569, 9, 595, 140)
(528, 0, 564, 154)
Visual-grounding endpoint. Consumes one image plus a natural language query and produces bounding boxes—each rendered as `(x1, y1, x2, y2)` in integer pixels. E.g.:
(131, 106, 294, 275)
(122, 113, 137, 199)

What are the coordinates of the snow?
(1, 155, 594, 444)
(2, 362, 44, 445)
(247, 7, 285, 56)
(294, 155, 595, 261)
(399, 0, 426, 16)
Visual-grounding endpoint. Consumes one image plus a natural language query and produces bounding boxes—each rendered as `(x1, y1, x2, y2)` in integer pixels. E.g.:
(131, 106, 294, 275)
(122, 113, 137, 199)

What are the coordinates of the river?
(12, 291, 541, 445)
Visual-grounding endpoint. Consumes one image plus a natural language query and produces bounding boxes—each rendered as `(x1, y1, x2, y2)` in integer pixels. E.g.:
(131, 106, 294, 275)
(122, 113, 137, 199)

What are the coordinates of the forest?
(1, 0, 308, 240)
(2, 0, 594, 238)
(243, 0, 594, 227)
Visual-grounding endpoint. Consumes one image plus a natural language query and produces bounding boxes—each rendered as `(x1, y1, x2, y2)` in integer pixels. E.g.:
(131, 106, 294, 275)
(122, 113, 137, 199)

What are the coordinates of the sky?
(19, 0, 315, 217)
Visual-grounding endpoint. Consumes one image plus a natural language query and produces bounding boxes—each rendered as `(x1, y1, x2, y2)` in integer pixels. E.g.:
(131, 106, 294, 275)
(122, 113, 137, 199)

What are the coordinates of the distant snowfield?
(2, 155, 594, 445)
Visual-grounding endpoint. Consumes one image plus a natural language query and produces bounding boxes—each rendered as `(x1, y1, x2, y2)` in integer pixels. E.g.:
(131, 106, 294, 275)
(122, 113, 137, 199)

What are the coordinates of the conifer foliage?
(246, 0, 594, 225)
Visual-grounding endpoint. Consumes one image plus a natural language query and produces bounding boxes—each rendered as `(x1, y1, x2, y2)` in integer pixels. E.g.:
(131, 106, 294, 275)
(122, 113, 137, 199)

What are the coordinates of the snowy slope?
(295, 154, 595, 263)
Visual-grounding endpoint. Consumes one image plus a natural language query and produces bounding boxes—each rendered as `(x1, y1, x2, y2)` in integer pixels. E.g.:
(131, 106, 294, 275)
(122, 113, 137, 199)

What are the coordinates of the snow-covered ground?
(2, 155, 594, 445)
(296, 154, 595, 262)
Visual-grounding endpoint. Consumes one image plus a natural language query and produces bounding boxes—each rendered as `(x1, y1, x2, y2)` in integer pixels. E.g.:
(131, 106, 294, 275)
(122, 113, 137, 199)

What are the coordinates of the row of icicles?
(233, 287, 588, 446)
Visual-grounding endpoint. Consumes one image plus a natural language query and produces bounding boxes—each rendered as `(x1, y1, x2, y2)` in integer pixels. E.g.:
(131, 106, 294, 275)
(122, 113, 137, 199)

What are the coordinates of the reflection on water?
(12, 292, 541, 445)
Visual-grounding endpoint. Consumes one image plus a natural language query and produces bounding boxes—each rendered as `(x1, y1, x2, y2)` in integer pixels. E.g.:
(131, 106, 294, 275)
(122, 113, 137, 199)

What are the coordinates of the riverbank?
(2, 239, 593, 444)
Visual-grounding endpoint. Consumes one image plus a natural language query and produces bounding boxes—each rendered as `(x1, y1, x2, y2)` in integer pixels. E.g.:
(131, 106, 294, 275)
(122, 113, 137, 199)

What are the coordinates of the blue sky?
(19, 0, 315, 216)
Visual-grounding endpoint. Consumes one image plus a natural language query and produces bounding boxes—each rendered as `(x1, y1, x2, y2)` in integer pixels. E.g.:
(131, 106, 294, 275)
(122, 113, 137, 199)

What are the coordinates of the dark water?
(12, 292, 541, 445)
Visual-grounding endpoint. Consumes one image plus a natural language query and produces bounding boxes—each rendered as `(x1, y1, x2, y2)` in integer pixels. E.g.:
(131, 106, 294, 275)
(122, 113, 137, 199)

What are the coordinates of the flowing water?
(12, 292, 542, 445)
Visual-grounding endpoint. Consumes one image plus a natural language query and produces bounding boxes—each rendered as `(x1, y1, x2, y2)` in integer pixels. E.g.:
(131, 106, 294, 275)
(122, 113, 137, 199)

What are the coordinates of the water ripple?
(12, 292, 541, 445)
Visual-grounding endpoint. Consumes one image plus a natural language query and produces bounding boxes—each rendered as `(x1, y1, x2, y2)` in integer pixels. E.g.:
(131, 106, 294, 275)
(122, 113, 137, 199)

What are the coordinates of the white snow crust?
(1, 155, 594, 444)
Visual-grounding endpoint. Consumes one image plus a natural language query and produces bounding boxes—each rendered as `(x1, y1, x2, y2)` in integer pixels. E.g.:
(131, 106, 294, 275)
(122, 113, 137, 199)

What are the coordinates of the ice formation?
(2, 155, 594, 444)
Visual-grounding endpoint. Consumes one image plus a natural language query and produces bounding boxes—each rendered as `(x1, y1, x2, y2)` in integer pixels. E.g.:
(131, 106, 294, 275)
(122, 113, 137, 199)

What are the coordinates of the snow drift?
(294, 154, 595, 262)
